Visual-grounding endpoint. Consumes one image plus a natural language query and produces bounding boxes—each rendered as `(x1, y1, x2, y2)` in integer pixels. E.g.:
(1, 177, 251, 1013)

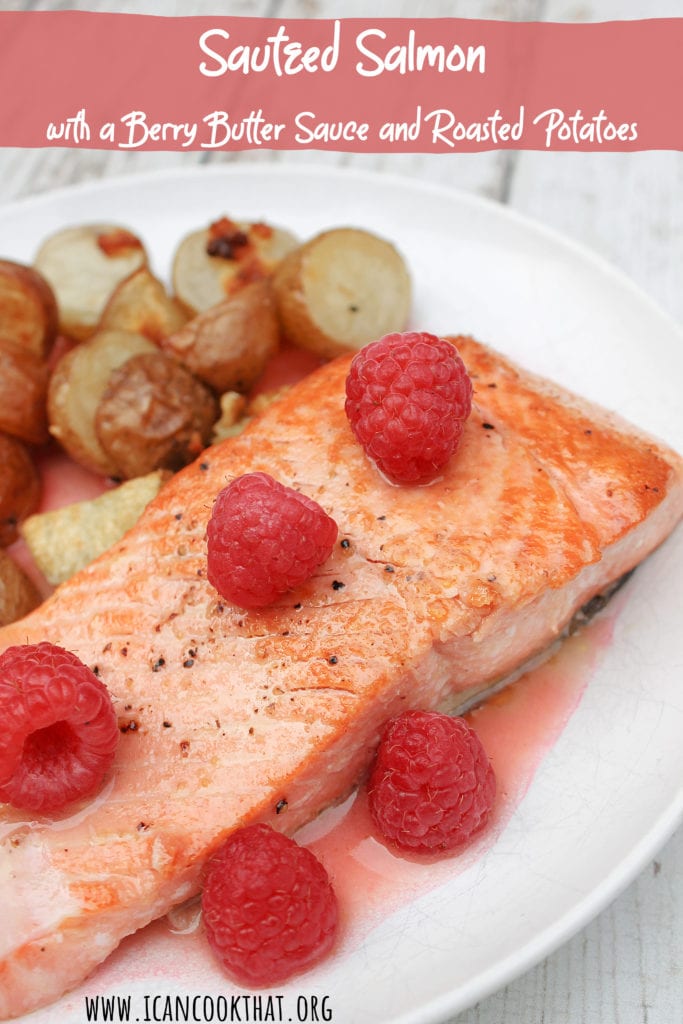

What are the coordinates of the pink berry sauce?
(67, 604, 617, 1007)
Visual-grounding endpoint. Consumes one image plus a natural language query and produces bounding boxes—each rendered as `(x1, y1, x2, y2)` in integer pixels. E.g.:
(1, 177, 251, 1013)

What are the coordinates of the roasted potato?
(0, 259, 58, 359)
(0, 549, 41, 625)
(99, 266, 189, 342)
(20, 470, 168, 586)
(47, 329, 156, 475)
(273, 227, 411, 359)
(0, 432, 41, 546)
(0, 339, 49, 445)
(95, 352, 218, 479)
(160, 280, 280, 393)
(34, 224, 148, 340)
(172, 217, 298, 315)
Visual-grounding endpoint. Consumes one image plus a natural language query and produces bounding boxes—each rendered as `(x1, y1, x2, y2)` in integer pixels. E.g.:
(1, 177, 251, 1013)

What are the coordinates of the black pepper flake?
(136, 821, 149, 832)
(584, 429, 593, 436)
(377, 515, 386, 521)
(92, 665, 100, 677)
(174, 512, 183, 520)
(152, 657, 166, 672)
(121, 646, 128, 657)
(348, 303, 359, 313)
(120, 720, 138, 734)
(487, 573, 497, 582)
(482, 422, 495, 430)
(179, 740, 190, 756)
(183, 658, 195, 668)
(275, 799, 288, 814)
(328, 655, 338, 665)
(163, 720, 172, 728)
(293, 602, 302, 610)
(487, 382, 497, 388)
(124, 703, 132, 711)
(341, 538, 350, 549)
(385, 565, 395, 573)
(199, 462, 210, 472)
(188, 648, 198, 658)
(332, 580, 345, 591)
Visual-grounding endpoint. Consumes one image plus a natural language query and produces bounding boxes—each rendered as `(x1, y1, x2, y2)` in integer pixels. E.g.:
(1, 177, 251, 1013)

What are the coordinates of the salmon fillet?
(1, 336, 682, 1018)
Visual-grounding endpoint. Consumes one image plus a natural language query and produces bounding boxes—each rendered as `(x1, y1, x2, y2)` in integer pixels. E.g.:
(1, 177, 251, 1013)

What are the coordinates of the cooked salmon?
(1, 337, 681, 1018)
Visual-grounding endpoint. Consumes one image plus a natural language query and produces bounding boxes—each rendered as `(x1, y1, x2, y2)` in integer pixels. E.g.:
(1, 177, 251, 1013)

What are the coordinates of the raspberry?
(345, 331, 473, 485)
(206, 472, 338, 608)
(202, 824, 339, 986)
(0, 642, 118, 813)
(367, 711, 496, 853)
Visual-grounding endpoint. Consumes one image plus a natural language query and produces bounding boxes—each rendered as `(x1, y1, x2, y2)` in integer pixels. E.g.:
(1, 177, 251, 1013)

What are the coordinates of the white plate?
(2, 165, 682, 1024)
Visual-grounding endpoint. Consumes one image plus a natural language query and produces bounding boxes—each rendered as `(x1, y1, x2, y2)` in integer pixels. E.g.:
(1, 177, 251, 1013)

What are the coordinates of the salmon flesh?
(1, 337, 682, 1017)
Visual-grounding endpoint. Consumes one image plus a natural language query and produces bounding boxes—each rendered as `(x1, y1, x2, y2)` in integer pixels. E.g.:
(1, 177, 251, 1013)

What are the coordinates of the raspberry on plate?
(0, 641, 118, 813)
(367, 710, 496, 853)
(344, 331, 473, 485)
(202, 823, 339, 987)
(206, 472, 338, 608)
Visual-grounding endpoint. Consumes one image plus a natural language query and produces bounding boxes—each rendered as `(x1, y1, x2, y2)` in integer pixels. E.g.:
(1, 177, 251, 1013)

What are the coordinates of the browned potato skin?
(95, 352, 219, 479)
(0, 433, 41, 547)
(0, 259, 59, 360)
(99, 266, 189, 343)
(160, 280, 280, 394)
(47, 329, 157, 476)
(0, 549, 41, 626)
(0, 338, 49, 445)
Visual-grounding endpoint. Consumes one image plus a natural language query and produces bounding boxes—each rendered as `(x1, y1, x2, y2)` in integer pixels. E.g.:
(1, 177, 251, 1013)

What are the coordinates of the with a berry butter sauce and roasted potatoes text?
(0, 210, 681, 1020)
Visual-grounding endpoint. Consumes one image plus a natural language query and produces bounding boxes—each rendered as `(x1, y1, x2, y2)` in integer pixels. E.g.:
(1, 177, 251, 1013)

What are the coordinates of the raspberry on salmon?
(0, 642, 118, 813)
(344, 331, 473, 484)
(367, 710, 496, 853)
(202, 823, 339, 986)
(206, 472, 338, 608)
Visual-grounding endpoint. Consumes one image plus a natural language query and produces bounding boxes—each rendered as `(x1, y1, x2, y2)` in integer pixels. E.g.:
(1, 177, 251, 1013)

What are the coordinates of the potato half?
(99, 266, 189, 342)
(160, 279, 280, 393)
(273, 227, 412, 359)
(0, 549, 41, 626)
(172, 217, 298, 315)
(0, 339, 49, 445)
(35, 224, 148, 340)
(48, 329, 156, 476)
(95, 352, 219, 479)
(0, 259, 58, 359)
(0, 433, 41, 547)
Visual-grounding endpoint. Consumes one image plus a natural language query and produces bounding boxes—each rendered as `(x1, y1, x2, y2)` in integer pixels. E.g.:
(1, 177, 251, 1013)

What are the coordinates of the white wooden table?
(1, 2, 681, 1023)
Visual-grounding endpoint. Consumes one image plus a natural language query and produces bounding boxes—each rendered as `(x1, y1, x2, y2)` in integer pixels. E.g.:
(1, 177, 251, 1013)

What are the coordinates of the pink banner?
(1, 13, 681, 152)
